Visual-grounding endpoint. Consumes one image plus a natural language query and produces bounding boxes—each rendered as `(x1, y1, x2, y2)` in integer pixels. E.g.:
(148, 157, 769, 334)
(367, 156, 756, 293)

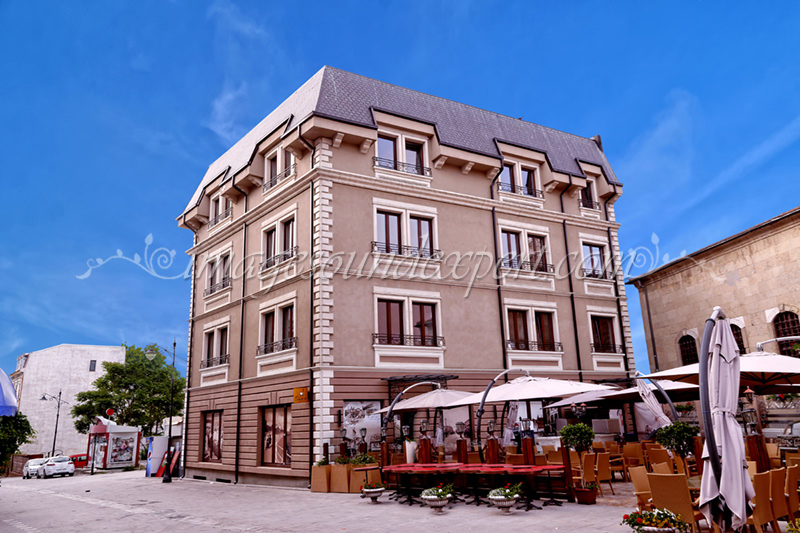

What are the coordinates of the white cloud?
(206, 82, 248, 145)
(207, 0, 265, 39)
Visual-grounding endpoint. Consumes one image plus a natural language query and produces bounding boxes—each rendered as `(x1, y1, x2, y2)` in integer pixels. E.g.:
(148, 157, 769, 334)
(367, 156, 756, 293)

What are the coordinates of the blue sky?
(2, 1, 799, 376)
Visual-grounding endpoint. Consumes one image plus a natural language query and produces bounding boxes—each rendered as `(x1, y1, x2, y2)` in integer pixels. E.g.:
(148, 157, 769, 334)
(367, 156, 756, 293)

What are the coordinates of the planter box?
(367, 468, 381, 485)
(330, 464, 351, 493)
(349, 469, 366, 493)
(574, 487, 597, 505)
(310, 465, 331, 493)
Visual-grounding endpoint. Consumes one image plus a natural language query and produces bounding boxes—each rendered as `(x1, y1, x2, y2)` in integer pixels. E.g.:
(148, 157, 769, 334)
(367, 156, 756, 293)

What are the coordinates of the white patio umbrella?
(0, 368, 18, 417)
(546, 389, 617, 409)
(446, 376, 614, 407)
(698, 318, 754, 531)
(375, 388, 474, 413)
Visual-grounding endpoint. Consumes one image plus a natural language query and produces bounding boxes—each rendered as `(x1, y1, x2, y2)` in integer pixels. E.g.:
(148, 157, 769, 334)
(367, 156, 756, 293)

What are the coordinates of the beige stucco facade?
(629, 207, 800, 372)
(177, 67, 634, 485)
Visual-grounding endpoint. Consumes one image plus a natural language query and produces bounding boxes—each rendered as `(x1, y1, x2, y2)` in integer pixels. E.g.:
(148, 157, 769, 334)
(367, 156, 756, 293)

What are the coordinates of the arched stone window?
(730, 324, 747, 354)
(773, 311, 800, 356)
(679, 335, 699, 365)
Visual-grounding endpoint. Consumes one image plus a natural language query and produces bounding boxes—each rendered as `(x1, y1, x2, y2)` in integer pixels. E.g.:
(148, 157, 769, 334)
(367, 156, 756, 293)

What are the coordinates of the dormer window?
(208, 196, 232, 229)
(404, 141, 424, 175)
(579, 181, 599, 210)
(263, 147, 296, 192)
(374, 131, 431, 177)
(499, 164, 515, 193)
(497, 161, 543, 199)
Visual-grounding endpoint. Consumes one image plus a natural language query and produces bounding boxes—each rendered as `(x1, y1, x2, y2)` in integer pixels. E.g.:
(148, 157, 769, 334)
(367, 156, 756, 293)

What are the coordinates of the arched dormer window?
(679, 335, 699, 365)
(773, 311, 800, 356)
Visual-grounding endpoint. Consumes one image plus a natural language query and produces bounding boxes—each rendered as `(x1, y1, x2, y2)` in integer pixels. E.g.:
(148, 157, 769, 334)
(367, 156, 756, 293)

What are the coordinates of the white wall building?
(10, 344, 125, 456)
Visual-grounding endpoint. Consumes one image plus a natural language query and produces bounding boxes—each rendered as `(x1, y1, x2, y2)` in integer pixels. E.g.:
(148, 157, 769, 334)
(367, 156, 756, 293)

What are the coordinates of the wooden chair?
(786, 452, 800, 469)
(675, 455, 687, 475)
(572, 453, 596, 488)
(534, 453, 548, 466)
(766, 443, 781, 469)
(748, 461, 757, 483)
(770, 467, 790, 522)
(623, 443, 645, 471)
(547, 450, 563, 464)
(596, 452, 615, 495)
(467, 451, 481, 464)
(541, 445, 556, 454)
(592, 441, 606, 454)
(648, 448, 673, 472)
(609, 453, 627, 481)
(604, 442, 620, 454)
(747, 471, 780, 533)
(652, 462, 673, 474)
(786, 464, 800, 518)
(505, 453, 524, 465)
(629, 466, 652, 511)
(569, 449, 580, 467)
(648, 473, 707, 533)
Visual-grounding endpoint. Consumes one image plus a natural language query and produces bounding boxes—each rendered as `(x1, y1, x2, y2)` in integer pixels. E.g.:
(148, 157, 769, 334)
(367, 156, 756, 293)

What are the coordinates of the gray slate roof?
(182, 66, 619, 215)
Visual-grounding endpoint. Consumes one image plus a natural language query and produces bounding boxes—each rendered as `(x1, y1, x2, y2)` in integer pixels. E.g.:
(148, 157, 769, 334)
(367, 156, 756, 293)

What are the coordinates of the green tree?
(0, 413, 36, 468)
(71, 344, 185, 436)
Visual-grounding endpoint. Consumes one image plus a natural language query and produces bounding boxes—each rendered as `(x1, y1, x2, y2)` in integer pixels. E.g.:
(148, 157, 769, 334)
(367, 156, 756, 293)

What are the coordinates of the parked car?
(69, 454, 88, 468)
(22, 458, 47, 479)
(38, 456, 75, 478)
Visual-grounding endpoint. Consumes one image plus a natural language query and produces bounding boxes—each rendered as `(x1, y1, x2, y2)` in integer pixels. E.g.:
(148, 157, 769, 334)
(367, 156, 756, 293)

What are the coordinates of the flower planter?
(361, 488, 385, 503)
(349, 469, 367, 494)
(488, 495, 518, 513)
(640, 528, 678, 532)
(330, 464, 351, 493)
(574, 487, 597, 505)
(310, 464, 331, 493)
(421, 495, 450, 513)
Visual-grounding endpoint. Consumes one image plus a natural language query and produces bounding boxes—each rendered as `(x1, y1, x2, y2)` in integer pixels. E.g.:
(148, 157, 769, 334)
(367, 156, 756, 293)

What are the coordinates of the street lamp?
(146, 339, 177, 483)
(40, 391, 68, 457)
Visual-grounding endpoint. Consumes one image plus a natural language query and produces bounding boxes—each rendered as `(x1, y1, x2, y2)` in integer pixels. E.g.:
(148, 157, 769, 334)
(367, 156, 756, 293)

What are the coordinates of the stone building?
(177, 66, 634, 485)
(9, 344, 126, 455)
(628, 206, 800, 372)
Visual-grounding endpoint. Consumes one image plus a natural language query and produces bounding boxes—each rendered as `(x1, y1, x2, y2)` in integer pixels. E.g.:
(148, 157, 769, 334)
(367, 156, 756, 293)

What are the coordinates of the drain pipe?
(560, 175, 583, 382)
(603, 184, 630, 378)
(233, 184, 248, 484)
(489, 155, 509, 375)
(181, 237, 198, 479)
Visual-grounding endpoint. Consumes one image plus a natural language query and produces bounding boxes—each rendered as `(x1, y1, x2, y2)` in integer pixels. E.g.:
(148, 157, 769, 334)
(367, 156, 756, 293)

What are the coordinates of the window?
(405, 141, 424, 175)
(412, 302, 438, 346)
(283, 149, 294, 172)
(264, 229, 276, 262)
(202, 411, 223, 463)
(218, 327, 229, 358)
(263, 311, 275, 346)
(205, 330, 215, 366)
(591, 316, 618, 353)
(209, 196, 231, 227)
(731, 324, 747, 354)
(522, 168, 538, 196)
(508, 310, 529, 350)
(89, 360, 96, 372)
(580, 182, 597, 209)
(282, 218, 295, 253)
(206, 253, 232, 294)
(409, 216, 433, 257)
(203, 325, 230, 368)
(528, 235, 548, 272)
(499, 164, 515, 193)
(679, 335, 699, 365)
(376, 211, 402, 254)
(774, 311, 800, 356)
(535, 312, 557, 351)
(377, 135, 397, 167)
(582, 244, 606, 278)
(258, 303, 297, 355)
(501, 230, 521, 268)
(261, 405, 291, 466)
(281, 305, 294, 341)
(376, 299, 404, 344)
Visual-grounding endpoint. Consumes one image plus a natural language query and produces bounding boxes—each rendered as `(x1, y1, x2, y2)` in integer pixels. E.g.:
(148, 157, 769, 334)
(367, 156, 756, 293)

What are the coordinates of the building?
(628, 206, 800, 372)
(177, 66, 634, 486)
(9, 344, 126, 456)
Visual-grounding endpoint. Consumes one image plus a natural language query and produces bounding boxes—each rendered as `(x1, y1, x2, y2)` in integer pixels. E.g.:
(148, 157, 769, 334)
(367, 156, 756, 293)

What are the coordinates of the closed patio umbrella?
(0, 368, 18, 417)
(636, 376, 672, 429)
(699, 318, 754, 531)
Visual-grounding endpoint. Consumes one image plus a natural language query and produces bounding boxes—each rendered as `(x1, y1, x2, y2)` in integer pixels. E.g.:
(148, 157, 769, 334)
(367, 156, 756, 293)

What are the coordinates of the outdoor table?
(458, 464, 511, 506)
(382, 464, 463, 506)
(536, 465, 566, 506)
(505, 465, 544, 511)
(382, 464, 418, 505)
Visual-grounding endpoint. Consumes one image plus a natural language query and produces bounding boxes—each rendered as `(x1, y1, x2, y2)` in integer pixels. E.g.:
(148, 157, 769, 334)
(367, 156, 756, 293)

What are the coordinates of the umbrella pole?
(699, 307, 723, 490)
(647, 375, 680, 420)
(475, 368, 530, 463)
(380, 381, 441, 464)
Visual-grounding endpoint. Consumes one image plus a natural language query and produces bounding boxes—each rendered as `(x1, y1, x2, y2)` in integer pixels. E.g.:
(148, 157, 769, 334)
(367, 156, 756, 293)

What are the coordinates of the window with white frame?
(205, 252, 232, 296)
(500, 228, 552, 273)
(372, 200, 440, 259)
(497, 160, 543, 199)
(581, 242, 610, 280)
(373, 292, 443, 347)
(202, 322, 230, 368)
(208, 194, 232, 228)
(264, 146, 296, 192)
(373, 131, 431, 176)
(579, 179, 599, 209)
(506, 305, 561, 352)
(590, 315, 621, 354)
(261, 214, 297, 271)
(258, 302, 296, 355)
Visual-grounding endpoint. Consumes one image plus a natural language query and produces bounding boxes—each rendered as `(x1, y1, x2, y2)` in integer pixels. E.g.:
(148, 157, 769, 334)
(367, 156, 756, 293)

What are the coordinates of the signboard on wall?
(293, 387, 308, 403)
(343, 401, 381, 452)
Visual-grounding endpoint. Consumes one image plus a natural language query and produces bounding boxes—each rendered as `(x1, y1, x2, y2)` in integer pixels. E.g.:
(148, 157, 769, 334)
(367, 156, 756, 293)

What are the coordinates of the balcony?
(371, 241, 443, 260)
(200, 354, 230, 369)
(260, 246, 298, 271)
(498, 182, 544, 199)
(257, 337, 297, 355)
(591, 343, 624, 354)
(372, 333, 445, 347)
(580, 267, 613, 280)
(263, 164, 296, 193)
(578, 198, 601, 210)
(373, 156, 432, 177)
(507, 340, 563, 352)
(208, 207, 232, 229)
(203, 276, 232, 296)
(502, 258, 555, 273)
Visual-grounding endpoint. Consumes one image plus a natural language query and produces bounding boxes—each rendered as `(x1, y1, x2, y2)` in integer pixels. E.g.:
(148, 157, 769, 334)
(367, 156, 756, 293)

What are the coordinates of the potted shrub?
(310, 457, 331, 493)
(488, 482, 523, 513)
(653, 421, 698, 473)
(421, 482, 454, 513)
(360, 481, 387, 503)
(330, 455, 351, 493)
(621, 509, 690, 532)
(560, 422, 595, 455)
(574, 481, 599, 505)
(349, 452, 378, 494)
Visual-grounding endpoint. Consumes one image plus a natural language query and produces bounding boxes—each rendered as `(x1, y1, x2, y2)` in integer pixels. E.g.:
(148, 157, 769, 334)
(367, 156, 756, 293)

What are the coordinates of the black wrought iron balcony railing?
(502, 257, 555, 273)
(371, 241, 443, 260)
(578, 198, 601, 210)
(208, 207, 233, 228)
(263, 164, 297, 192)
(373, 156, 432, 177)
(498, 182, 544, 199)
(260, 246, 298, 271)
(506, 340, 564, 352)
(372, 333, 445, 347)
(203, 276, 232, 296)
(200, 354, 230, 369)
(591, 343, 624, 354)
(257, 337, 297, 355)
(580, 267, 614, 280)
